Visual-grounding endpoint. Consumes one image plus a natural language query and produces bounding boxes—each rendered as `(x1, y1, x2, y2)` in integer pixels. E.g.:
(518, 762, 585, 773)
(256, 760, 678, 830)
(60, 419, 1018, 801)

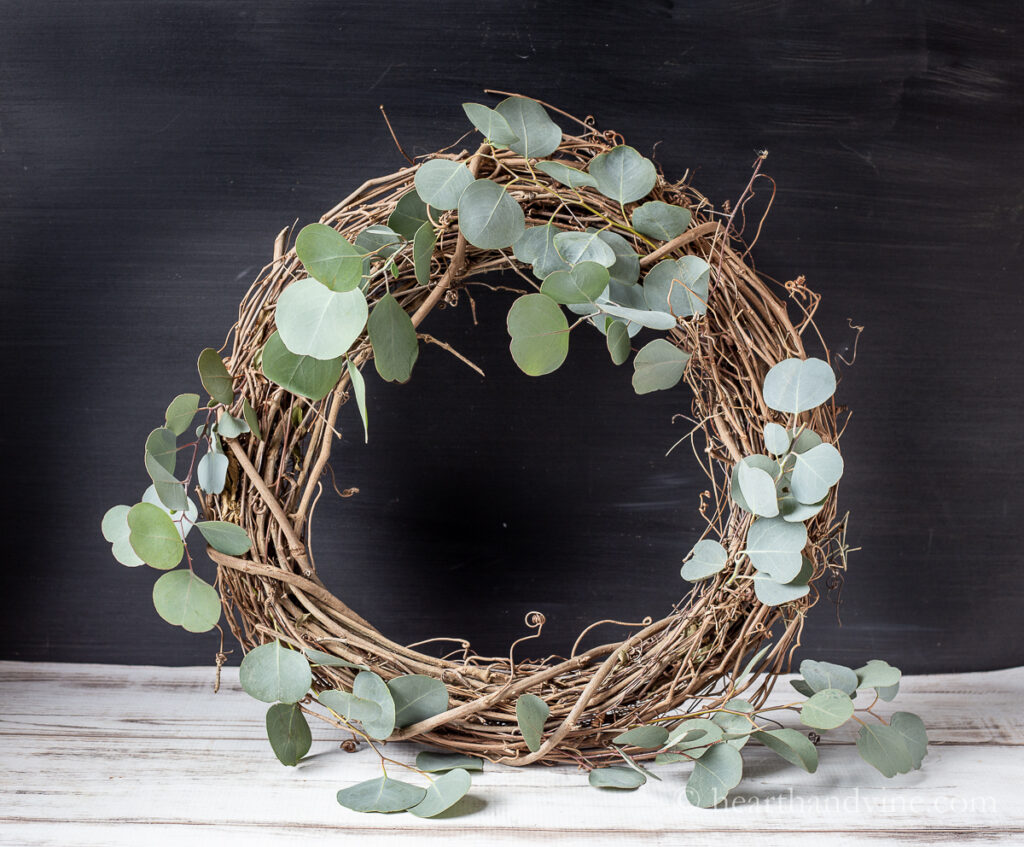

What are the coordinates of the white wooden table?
(1, 662, 1021, 845)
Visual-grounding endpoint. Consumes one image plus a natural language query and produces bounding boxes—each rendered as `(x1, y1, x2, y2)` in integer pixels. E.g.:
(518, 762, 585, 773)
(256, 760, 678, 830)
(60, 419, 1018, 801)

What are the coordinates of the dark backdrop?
(2, 1, 1021, 673)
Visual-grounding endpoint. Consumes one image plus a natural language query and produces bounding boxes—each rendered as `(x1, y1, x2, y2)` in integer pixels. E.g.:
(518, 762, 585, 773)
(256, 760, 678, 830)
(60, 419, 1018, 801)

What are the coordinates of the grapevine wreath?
(102, 93, 927, 814)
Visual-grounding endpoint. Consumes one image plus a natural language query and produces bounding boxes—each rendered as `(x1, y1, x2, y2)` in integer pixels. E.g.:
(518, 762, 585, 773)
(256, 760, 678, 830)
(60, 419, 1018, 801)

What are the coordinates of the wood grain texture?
(0, 1, 1022, 669)
(0, 662, 1022, 845)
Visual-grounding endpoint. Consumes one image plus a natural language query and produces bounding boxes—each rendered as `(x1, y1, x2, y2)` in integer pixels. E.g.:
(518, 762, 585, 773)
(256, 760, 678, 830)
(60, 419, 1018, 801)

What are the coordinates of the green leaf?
(890, 712, 928, 768)
(800, 688, 855, 730)
(606, 320, 630, 366)
(507, 293, 569, 377)
(462, 102, 519, 146)
(791, 678, 815, 697)
(318, 689, 383, 728)
(275, 278, 368, 361)
(367, 294, 419, 383)
(763, 422, 791, 455)
(631, 201, 691, 241)
(102, 505, 145, 567)
(800, 660, 859, 696)
(239, 640, 312, 704)
(744, 517, 807, 583)
(612, 725, 670, 749)
(416, 751, 485, 773)
(265, 702, 312, 766)
(413, 221, 436, 286)
(242, 397, 262, 441)
(685, 742, 743, 808)
(789, 443, 844, 504)
(681, 539, 729, 582)
(553, 230, 616, 267)
(515, 693, 549, 752)
(195, 520, 252, 556)
(144, 451, 187, 512)
(304, 648, 368, 670)
(164, 393, 200, 436)
(536, 159, 597, 188)
(355, 224, 403, 263)
(588, 766, 646, 790)
(262, 331, 344, 402)
(216, 412, 249, 439)
(754, 728, 819, 773)
(588, 145, 657, 203)
(352, 671, 396, 740)
(539, 262, 609, 304)
(513, 224, 571, 280)
(141, 484, 198, 540)
(790, 427, 824, 454)
(777, 484, 827, 524)
(855, 659, 902, 691)
(594, 229, 641, 286)
(631, 339, 690, 395)
(599, 302, 678, 331)
(753, 573, 811, 606)
(152, 569, 220, 632)
(735, 643, 773, 686)
(295, 223, 364, 292)
(127, 503, 184, 570)
(388, 191, 431, 240)
(665, 718, 723, 757)
(494, 96, 562, 158)
(336, 776, 426, 814)
(856, 722, 915, 777)
(387, 674, 449, 728)
(414, 159, 474, 211)
(346, 358, 369, 443)
(763, 357, 836, 414)
(730, 455, 780, 513)
(144, 427, 178, 475)
(643, 256, 710, 318)
(197, 348, 233, 406)
(738, 461, 780, 518)
(713, 698, 755, 748)
(410, 768, 472, 818)
(457, 178, 525, 249)
(196, 449, 229, 495)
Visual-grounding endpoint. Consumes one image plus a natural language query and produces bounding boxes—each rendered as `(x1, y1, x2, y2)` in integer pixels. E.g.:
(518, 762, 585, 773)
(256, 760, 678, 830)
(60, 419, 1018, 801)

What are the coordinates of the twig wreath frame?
(102, 93, 927, 814)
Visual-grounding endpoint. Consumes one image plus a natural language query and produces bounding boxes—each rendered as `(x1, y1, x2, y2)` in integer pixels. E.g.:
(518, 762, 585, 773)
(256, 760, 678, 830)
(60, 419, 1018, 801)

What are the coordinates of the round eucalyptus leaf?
(730, 455, 780, 513)
(519, 225, 572, 280)
(763, 357, 836, 414)
(800, 688, 855, 731)
(800, 660, 858, 696)
(681, 539, 729, 582)
(754, 728, 818, 773)
(713, 697, 755, 749)
(144, 427, 178, 476)
(685, 742, 743, 808)
(494, 96, 562, 158)
(507, 293, 569, 376)
(631, 201, 692, 241)
(539, 262, 609, 304)
(666, 718, 723, 757)
(416, 751, 485, 773)
(318, 689, 383, 728)
(144, 450, 186, 511)
(239, 640, 312, 704)
(102, 505, 145, 567)
(352, 671, 396, 740)
(195, 520, 252, 556)
(877, 681, 901, 702)
(856, 722, 916, 777)
(196, 449, 229, 495)
(753, 573, 811, 606)
(346, 358, 369, 444)
(631, 339, 690, 395)
(462, 102, 519, 146)
(127, 502, 184, 570)
(410, 768, 472, 818)
(763, 422, 791, 455)
(414, 158, 474, 211)
(355, 224, 403, 263)
(265, 702, 312, 766)
(413, 220, 436, 286)
(553, 230, 616, 267)
(387, 674, 449, 728)
(588, 145, 657, 203)
(743, 516, 807, 583)
(790, 443, 844, 504)
(367, 294, 419, 383)
(216, 412, 249, 439)
(643, 256, 710, 318)
(197, 348, 233, 406)
(606, 319, 630, 366)
(164, 393, 200, 436)
(891, 712, 928, 769)
(276, 277, 368, 361)
(141, 485, 197, 540)
(790, 427, 823, 454)
(336, 776, 426, 814)
(612, 725, 670, 749)
(855, 659, 902, 691)
(457, 179, 525, 249)
(387, 191, 431, 240)
(588, 767, 646, 790)
(592, 229, 640, 286)
(536, 159, 597, 188)
(515, 693, 549, 752)
(738, 461, 780, 518)
(295, 223, 364, 292)
(261, 331, 344, 402)
(152, 569, 221, 633)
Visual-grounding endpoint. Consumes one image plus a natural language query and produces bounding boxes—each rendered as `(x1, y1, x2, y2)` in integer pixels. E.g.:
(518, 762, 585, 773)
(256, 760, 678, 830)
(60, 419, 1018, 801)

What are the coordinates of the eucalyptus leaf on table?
(336, 776, 426, 814)
(410, 768, 472, 818)
(265, 702, 312, 767)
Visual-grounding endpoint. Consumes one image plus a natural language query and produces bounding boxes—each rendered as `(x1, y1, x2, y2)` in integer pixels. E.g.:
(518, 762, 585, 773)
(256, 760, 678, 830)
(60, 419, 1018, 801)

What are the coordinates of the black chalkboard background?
(2, 1, 1021, 672)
